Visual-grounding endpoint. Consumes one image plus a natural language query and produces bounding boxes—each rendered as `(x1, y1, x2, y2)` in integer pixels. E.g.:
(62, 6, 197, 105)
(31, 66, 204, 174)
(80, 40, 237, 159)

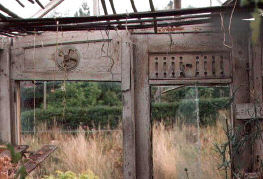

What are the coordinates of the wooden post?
(15, 81, 21, 145)
(250, 38, 263, 172)
(121, 32, 136, 179)
(174, 0, 181, 9)
(133, 36, 152, 179)
(44, 81, 47, 110)
(231, 31, 251, 172)
(93, 0, 99, 16)
(0, 40, 12, 144)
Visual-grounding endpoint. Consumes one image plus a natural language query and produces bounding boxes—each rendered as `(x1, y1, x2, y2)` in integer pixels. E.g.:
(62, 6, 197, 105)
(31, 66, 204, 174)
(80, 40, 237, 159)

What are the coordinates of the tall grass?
(22, 120, 229, 179)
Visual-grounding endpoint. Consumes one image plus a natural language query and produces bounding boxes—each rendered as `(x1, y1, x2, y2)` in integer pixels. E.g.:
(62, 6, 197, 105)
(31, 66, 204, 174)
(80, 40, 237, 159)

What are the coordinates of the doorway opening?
(151, 85, 231, 178)
(20, 81, 123, 178)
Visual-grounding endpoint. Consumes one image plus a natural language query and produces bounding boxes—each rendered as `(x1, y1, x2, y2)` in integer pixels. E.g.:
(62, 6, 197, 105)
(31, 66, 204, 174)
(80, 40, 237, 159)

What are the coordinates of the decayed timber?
(121, 32, 136, 179)
(24, 145, 57, 174)
(250, 39, 263, 172)
(0, 40, 12, 143)
(133, 35, 152, 179)
(231, 31, 251, 173)
(11, 31, 122, 81)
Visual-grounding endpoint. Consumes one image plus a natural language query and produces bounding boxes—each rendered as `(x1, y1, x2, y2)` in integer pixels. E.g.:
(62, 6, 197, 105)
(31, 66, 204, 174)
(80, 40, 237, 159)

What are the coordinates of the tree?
(74, 2, 90, 17)
(165, 0, 174, 10)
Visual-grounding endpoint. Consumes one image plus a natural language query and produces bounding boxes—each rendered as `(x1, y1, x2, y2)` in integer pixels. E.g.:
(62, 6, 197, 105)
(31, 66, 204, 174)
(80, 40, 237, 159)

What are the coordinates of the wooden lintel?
(149, 78, 232, 85)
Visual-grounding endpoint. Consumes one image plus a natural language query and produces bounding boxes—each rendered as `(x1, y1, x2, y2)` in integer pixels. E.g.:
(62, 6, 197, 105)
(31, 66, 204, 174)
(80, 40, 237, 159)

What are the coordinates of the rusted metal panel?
(235, 103, 263, 119)
(149, 52, 231, 81)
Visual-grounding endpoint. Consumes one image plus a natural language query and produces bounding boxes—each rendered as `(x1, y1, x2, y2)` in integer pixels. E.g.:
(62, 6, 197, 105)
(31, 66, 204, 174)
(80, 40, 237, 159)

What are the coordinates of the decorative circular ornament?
(55, 46, 80, 71)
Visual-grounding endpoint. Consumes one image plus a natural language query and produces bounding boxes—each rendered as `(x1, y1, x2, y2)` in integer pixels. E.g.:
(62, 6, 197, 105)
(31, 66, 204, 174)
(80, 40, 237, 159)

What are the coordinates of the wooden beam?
(130, 0, 138, 12)
(2, 5, 251, 24)
(31, 0, 65, 18)
(109, 0, 117, 14)
(27, 0, 35, 4)
(15, 0, 25, 8)
(149, 0, 157, 33)
(0, 3, 21, 18)
(35, 0, 45, 9)
(101, 0, 108, 15)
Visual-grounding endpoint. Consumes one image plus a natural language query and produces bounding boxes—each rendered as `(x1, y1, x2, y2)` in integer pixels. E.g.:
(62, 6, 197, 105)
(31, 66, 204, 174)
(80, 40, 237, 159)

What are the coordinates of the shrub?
(21, 98, 230, 131)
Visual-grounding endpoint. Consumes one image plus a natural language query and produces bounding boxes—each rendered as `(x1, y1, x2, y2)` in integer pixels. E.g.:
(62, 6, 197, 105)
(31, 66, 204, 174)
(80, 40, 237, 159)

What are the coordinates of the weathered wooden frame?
(0, 22, 262, 178)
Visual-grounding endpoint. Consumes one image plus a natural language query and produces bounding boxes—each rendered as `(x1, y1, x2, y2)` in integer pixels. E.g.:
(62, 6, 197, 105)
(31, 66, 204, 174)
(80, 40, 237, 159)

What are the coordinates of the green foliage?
(21, 98, 229, 130)
(6, 144, 27, 179)
(44, 170, 99, 179)
(152, 97, 230, 126)
(158, 87, 229, 103)
(46, 82, 121, 109)
(6, 144, 22, 164)
(15, 166, 27, 179)
(21, 106, 122, 130)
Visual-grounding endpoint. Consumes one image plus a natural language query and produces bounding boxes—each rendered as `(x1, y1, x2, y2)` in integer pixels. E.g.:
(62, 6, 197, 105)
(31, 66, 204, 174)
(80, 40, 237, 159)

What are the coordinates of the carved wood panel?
(149, 52, 231, 80)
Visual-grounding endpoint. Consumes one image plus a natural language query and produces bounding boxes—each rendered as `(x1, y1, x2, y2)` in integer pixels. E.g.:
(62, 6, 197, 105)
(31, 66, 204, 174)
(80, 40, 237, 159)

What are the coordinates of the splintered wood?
(0, 145, 56, 178)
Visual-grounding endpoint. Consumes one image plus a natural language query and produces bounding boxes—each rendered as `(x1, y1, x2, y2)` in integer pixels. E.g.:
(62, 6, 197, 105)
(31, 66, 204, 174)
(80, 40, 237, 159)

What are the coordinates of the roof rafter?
(0, 3, 21, 18)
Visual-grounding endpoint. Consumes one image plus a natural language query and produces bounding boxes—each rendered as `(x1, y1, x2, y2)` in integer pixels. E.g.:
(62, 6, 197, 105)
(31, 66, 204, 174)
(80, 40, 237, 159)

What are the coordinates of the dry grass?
(22, 120, 229, 179)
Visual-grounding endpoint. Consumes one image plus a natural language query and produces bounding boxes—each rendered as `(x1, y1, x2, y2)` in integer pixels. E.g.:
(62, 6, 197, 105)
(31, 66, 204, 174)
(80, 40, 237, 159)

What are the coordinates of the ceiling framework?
(0, 1, 259, 36)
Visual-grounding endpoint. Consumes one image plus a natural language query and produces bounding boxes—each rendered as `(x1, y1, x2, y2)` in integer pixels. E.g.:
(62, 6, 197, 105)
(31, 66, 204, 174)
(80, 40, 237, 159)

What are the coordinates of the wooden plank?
(235, 103, 263, 119)
(24, 145, 57, 174)
(133, 35, 152, 179)
(121, 32, 136, 179)
(145, 32, 229, 53)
